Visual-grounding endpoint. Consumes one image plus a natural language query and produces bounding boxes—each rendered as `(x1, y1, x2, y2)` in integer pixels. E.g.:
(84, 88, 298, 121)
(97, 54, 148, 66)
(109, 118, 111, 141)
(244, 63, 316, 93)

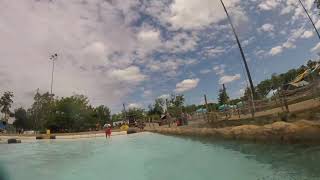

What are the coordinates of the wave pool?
(1, 133, 320, 180)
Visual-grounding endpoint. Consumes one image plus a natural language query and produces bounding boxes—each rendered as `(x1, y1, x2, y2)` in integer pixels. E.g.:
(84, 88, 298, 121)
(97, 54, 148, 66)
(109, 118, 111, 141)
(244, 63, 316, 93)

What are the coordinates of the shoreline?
(0, 131, 127, 142)
(146, 120, 320, 144)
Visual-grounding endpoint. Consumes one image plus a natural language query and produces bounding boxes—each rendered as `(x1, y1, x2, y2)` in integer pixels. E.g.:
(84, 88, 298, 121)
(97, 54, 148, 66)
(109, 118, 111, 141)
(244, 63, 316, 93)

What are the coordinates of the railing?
(192, 80, 320, 122)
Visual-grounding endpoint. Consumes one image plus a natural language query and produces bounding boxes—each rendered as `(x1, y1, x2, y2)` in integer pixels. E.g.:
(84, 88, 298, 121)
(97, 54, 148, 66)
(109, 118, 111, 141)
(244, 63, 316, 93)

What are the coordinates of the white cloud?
(128, 103, 142, 109)
(137, 29, 160, 42)
(148, 0, 247, 30)
(0, 0, 149, 111)
(310, 42, 320, 53)
(258, 0, 280, 11)
(301, 30, 314, 39)
(109, 66, 146, 83)
(267, 27, 312, 56)
(258, 23, 275, 32)
(213, 65, 225, 75)
(175, 78, 200, 93)
(219, 74, 241, 84)
(146, 58, 196, 78)
(269, 46, 283, 56)
(143, 90, 152, 97)
(200, 69, 211, 74)
(158, 94, 170, 100)
(202, 46, 225, 58)
(255, 49, 266, 57)
(135, 27, 162, 58)
(163, 32, 199, 53)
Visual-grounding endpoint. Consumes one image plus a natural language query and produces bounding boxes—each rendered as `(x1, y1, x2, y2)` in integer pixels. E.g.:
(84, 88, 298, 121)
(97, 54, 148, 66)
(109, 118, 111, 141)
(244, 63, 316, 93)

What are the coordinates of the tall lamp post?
(50, 53, 58, 95)
(298, 0, 320, 40)
(219, 0, 256, 116)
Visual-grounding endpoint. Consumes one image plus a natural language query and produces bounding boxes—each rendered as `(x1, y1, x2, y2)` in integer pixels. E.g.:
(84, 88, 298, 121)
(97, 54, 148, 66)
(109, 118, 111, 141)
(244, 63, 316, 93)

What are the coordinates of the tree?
(270, 73, 282, 89)
(218, 88, 229, 106)
(48, 95, 91, 132)
(0, 91, 14, 122)
(111, 113, 123, 122)
(256, 79, 273, 99)
(13, 107, 30, 129)
(127, 108, 145, 121)
(169, 94, 185, 107)
(167, 94, 185, 118)
(183, 104, 197, 114)
(28, 91, 54, 130)
(95, 105, 111, 126)
(147, 98, 165, 117)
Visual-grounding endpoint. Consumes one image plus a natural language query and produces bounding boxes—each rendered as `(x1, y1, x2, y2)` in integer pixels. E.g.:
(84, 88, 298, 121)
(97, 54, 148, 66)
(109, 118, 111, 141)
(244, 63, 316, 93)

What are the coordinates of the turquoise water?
(1, 133, 320, 180)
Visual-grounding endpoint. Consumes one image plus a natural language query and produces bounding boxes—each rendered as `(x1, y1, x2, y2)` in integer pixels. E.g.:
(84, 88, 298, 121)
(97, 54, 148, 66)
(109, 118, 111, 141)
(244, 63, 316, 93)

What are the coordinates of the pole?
(298, 0, 320, 40)
(50, 59, 55, 95)
(204, 94, 209, 111)
(123, 103, 127, 120)
(204, 94, 209, 122)
(50, 53, 58, 95)
(219, 0, 256, 116)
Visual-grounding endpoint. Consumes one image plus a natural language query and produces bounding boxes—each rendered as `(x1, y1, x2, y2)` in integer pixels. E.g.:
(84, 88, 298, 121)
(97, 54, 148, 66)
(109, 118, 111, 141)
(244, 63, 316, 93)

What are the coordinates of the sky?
(1, 0, 320, 113)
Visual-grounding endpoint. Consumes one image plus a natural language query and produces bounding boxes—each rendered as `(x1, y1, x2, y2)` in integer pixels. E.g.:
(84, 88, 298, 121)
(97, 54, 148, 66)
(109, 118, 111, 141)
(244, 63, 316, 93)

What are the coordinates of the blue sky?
(1, 0, 320, 113)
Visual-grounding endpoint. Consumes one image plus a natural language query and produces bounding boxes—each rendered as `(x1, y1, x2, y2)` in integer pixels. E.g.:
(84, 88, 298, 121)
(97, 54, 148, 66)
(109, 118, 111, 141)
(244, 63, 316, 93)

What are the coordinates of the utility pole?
(50, 53, 58, 95)
(204, 94, 209, 122)
(219, 0, 256, 117)
(122, 103, 127, 121)
(298, 0, 320, 40)
(204, 94, 209, 112)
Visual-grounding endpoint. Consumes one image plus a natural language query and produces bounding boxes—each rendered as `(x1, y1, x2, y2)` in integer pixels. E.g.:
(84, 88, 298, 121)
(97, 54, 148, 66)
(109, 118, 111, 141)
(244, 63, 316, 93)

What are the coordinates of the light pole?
(298, 0, 320, 40)
(50, 53, 58, 95)
(219, 0, 256, 116)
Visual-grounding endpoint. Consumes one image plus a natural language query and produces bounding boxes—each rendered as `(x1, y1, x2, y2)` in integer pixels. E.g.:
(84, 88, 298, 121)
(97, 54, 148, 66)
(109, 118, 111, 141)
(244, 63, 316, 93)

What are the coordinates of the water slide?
(290, 63, 320, 85)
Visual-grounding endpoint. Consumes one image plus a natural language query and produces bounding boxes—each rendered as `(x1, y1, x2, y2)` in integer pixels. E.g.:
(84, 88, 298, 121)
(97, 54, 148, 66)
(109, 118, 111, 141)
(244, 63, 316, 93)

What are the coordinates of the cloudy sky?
(1, 0, 320, 112)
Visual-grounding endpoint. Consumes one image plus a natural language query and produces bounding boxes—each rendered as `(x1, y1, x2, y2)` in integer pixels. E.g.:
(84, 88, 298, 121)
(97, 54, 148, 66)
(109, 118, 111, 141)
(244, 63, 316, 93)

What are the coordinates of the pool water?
(1, 133, 320, 180)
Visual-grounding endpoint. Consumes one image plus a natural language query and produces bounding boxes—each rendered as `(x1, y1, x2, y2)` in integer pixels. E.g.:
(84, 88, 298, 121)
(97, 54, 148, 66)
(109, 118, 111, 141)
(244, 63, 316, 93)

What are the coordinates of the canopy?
(236, 101, 244, 108)
(0, 121, 6, 130)
(292, 69, 311, 84)
(196, 108, 207, 113)
(289, 80, 309, 87)
(266, 89, 278, 99)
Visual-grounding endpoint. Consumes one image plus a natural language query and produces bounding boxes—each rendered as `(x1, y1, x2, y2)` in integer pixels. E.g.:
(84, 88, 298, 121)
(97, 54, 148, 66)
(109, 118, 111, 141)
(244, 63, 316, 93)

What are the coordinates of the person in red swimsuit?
(105, 124, 112, 139)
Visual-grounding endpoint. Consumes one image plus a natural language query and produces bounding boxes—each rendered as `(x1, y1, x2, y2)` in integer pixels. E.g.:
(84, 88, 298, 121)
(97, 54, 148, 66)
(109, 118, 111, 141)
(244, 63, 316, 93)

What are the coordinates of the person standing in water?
(104, 124, 112, 139)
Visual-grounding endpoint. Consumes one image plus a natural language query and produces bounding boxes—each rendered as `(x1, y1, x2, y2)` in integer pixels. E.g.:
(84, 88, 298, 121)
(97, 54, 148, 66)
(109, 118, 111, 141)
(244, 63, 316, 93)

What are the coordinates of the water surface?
(0, 133, 320, 180)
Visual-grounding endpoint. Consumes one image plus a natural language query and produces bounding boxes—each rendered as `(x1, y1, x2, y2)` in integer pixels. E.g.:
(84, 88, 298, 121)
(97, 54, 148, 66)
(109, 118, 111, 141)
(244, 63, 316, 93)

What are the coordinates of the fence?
(192, 79, 320, 123)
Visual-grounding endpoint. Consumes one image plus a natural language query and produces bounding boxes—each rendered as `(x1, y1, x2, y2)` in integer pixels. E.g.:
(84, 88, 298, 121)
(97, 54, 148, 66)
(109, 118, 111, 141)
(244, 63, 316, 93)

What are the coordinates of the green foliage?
(256, 79, 272, 99)
(218, 88, 229, 106)
(167, 94, 185, 118)
(147, 98, 165, 117)
(229, 98, 242, 105)
(112, 113, 123, 122)
(26, 91, 111, 132)
(95, 105, 111, 125)
(48, 95, 90, 131)
(182, 104, 197, 114)
(28, 91, 54, 130)
(169, 94, 185, 107)
(0, 91, 14, 121)
(13, 107, 31, 129)
(127, 108, 145, 121)
(242, 59, 320, 100)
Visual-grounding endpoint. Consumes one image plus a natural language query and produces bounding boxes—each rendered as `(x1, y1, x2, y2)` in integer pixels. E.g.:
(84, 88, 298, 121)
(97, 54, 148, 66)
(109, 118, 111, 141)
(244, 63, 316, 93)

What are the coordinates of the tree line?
(1, 91, 111, 133)
(241, 60, 319, 101)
